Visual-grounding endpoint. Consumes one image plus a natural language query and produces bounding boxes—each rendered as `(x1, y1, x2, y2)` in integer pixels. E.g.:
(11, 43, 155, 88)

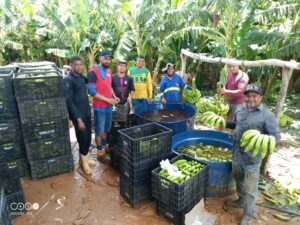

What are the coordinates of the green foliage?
(279, 113, 293, 128)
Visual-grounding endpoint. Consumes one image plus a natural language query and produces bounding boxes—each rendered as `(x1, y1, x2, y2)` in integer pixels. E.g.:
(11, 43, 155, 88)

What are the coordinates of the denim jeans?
(94, 110, 112, 136)
(232, 163, 260, 217)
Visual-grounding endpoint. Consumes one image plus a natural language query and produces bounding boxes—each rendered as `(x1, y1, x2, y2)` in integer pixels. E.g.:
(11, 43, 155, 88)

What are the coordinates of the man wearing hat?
(159, 63, 192, 104)
(225, 85, 280, 225)
(88, 51, 119, 162)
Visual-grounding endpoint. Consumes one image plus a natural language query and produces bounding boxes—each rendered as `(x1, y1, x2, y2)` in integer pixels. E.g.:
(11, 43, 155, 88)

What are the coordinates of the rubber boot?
(225, 198, 245, 208)
(80, 154, 91, 175)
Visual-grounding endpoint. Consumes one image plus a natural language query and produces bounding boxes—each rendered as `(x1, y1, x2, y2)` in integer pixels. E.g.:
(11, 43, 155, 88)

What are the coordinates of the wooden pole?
(180, 53, 187, 82)
(181, 49, 300, 70)
(275, 67, 294, 120)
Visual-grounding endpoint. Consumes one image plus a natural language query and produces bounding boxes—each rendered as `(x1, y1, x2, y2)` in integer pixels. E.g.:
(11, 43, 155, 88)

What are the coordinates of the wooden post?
(275, 67, 294, 120)
(180, 52, 187, 82)
(153, 55, 163, 87)
(261, 66, 294, 176)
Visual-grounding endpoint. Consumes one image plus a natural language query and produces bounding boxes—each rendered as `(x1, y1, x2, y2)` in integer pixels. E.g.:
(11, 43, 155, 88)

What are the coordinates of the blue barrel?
(134, 103, 197, 135)
(172, 130, 236, 197)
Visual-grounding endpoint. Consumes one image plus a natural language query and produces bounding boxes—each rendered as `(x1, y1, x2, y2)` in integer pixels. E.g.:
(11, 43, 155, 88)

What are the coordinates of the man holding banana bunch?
(225, 85, 280, 225)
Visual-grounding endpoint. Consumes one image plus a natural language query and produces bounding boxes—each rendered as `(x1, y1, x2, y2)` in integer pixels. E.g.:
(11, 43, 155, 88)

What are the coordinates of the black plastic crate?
(0, 141, 26, 163)
(13, 61, 56, 68)
(0, 159, 29, 178)
(0, 119, 22, 143)
(0, 65, 16, 74)
(21, 118, 69, 142)
(29, 154, 74, 180)
(0, 99, 18, 122)
(112, 103, 129, 122)
(13, 72, 64, 100)
(17, 97, 68, 123)
(120, 174, 152, 208)
(0, 176, 22, 196)
(25, 136, 71, 161)
(108, 121, 131, 148)
(110, 145, 122, 169)
(6, 191, 26, 216)
(118, 123, 172, 164)
(0, 187, 12, 225)
(156, 198, 199, 225)
(120, 155, 161, 186)
(0, 74, 14, 94)
(152, 154, 208, 211)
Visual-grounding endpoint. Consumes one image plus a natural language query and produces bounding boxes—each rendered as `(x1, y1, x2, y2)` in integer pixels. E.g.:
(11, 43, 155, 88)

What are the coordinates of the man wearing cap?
(88, 51, 119, 161)
(159, 63, 192, 104)
(218, 65, 249, 119)
(128, 55, 152, 108)
(112, 60, 135, 105)
(225, 85, 280, 225)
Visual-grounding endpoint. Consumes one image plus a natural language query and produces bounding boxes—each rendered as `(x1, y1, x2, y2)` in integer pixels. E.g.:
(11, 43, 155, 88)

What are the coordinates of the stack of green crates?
(0, 66, 28, 178)
(13, 63, 74, 180)
(0, 66, 27, 219)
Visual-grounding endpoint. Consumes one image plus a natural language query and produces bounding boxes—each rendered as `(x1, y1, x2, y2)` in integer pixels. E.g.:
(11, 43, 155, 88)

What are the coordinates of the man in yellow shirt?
(128, 56, 153, 109)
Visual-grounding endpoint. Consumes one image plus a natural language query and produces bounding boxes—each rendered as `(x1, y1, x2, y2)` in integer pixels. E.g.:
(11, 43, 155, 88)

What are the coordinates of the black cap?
(244, 85, 263, 95)
(100, 50, 112, 58)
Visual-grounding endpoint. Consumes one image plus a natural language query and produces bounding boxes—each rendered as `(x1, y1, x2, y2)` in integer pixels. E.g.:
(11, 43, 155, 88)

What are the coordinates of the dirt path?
(12, 124, 300, 225)
(12, 159, 300, 225)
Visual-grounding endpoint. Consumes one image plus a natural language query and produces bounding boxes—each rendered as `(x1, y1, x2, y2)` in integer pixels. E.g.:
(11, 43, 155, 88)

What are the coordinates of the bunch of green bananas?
(240, 129, 276, 158)
(202, 111, 226, 129)
(183, 79, 201, 104)
(196, 96, 229, 116)
(279, 113, 293, 128)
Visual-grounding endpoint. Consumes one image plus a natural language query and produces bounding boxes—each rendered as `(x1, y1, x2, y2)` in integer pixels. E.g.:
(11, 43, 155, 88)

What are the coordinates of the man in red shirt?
(88, 51, 119, 162)
(218, 65, 249, 119)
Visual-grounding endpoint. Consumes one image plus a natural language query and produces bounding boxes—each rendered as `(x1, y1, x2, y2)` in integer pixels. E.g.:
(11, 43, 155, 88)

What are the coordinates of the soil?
(12, 128, 300, 225)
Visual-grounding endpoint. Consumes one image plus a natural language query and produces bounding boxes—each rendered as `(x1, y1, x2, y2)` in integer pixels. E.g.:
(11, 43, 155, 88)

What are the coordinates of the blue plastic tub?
(172, 130, 236, 197)
(134, 103, 197, 135)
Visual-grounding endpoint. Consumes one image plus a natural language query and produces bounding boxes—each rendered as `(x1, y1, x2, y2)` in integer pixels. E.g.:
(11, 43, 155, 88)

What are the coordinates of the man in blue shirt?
(159, 63, 191, 104)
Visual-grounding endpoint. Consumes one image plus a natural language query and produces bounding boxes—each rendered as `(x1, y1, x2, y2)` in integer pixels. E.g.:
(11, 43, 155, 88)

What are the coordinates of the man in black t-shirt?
(64, 56, 95, 175)
(112, 60, 135, 105)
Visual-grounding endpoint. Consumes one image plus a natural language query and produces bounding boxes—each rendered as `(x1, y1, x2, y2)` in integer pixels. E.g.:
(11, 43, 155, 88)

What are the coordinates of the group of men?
(64, 51, 280, 225)
(64, 51, 190, 175)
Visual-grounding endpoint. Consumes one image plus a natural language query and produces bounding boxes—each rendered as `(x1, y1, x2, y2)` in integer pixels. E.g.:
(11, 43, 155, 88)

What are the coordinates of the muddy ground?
(13, 114, 300, 225)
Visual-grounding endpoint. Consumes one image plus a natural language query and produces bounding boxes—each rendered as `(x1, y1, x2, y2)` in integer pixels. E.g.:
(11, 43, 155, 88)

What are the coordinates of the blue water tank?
(134, 102, 197, 135)
(172, 130, 236, 197)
